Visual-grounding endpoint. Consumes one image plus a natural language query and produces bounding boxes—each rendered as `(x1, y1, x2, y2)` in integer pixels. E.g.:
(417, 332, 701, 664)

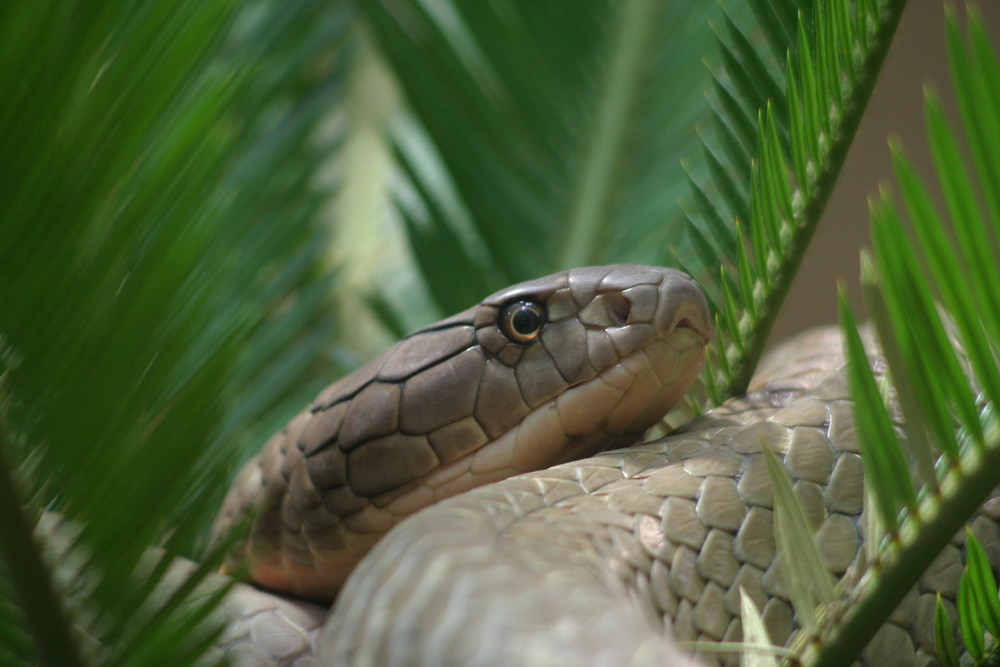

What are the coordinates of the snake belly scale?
(214, 265, 712, 600)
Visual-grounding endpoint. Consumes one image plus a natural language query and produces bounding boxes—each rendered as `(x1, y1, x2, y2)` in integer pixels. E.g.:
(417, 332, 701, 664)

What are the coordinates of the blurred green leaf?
(935, 593, 961, 667)
(763, 446, 835, 631)
(356, 1, 737, 322)
(738, 586, 779, 667)
(809, 8, 1000, 665)
(840, 291, 915, 533)
(959, 573, 986, 661)
(962, 530, 1000, 639)
(0, 0, 352, 662)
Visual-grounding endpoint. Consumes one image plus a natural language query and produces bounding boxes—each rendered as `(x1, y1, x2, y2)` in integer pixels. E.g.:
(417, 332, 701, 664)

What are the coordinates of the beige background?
(771, 0, 1000, 344)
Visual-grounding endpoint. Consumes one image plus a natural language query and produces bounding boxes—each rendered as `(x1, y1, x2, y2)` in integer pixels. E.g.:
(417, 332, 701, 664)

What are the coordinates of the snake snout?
(653, 272, 712, 346)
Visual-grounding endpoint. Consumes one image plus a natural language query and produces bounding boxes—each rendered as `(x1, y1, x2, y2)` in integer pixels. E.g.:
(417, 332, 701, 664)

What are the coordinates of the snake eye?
(499, 301, 546, 343)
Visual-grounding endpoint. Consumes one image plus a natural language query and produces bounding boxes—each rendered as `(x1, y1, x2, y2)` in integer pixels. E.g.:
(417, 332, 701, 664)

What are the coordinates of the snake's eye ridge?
(500, 301, 546, 343)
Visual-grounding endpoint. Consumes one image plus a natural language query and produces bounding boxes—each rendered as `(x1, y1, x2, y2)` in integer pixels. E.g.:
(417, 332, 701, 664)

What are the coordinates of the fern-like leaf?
(688, 0, 907, 404)
(803, 9, 1000, 664)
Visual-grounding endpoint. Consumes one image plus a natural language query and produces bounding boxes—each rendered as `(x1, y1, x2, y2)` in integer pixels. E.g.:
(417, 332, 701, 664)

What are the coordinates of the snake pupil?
(500, 301, 546, 343)
(512, 308, 539, 334)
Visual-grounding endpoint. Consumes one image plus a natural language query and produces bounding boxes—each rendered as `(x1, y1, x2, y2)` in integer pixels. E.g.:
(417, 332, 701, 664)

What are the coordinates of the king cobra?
(206, 265, 997, 666)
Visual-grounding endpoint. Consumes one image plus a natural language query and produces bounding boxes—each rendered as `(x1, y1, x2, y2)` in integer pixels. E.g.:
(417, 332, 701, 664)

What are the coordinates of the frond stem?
(721, 0, 908, 398)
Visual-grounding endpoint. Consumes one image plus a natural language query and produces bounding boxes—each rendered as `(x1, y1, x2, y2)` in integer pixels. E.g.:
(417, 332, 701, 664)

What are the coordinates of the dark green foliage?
(357, 2, 730, 320)
(0, 0, 351, 663)
(2, 1, 998, 665)
(686, 0, 907, 402)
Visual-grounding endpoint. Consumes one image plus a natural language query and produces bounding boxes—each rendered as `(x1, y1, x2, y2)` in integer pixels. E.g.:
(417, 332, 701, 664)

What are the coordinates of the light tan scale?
(213, 265, 712, 600)
(200, 323, 1000, 666)
(317, 326, 1000, 666)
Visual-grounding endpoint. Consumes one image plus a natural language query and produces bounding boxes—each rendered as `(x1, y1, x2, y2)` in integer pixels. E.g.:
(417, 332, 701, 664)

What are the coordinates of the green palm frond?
(801, 8, 1000, 664)
(4, 0, 998, 665)
(349, 2, 738, 327)
(0, 0, 351, 663)
(686, 0, 907, 403)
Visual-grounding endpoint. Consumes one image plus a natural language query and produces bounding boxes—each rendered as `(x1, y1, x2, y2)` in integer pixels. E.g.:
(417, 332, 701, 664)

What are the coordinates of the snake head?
(215, 264, 710, 600)
(463, 264, 711, 471)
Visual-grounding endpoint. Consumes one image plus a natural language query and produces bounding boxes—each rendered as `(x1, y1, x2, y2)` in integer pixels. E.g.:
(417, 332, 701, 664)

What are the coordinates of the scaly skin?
(214, 265, 711, 600)
(208, 268, 995, 665)
(317, 326, 997, 666)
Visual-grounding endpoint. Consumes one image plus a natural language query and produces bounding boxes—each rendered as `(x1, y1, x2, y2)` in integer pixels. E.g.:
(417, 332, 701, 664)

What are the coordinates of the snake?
(206, 264, 997, 666)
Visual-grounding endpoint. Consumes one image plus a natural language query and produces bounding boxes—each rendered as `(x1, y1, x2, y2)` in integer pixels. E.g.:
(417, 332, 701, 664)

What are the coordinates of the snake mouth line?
(666, 292, 712, 346)
(675, 317, 710, 344)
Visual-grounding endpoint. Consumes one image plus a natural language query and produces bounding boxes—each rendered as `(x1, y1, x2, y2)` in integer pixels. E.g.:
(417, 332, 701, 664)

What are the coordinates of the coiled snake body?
(210, 265, 997, 666)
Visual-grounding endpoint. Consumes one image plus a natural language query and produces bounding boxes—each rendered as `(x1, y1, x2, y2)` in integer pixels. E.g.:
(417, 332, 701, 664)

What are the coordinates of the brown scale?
(212, 265, 712, 600)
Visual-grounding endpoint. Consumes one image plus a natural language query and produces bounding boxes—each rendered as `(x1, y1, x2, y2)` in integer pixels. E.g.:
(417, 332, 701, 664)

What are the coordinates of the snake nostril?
(607, 293, 631, 326)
